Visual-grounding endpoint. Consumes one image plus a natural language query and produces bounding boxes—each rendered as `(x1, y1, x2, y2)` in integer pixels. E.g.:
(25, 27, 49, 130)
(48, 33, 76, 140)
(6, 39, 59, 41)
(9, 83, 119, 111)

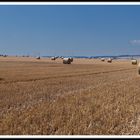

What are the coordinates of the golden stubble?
(0, 57, 140, 135)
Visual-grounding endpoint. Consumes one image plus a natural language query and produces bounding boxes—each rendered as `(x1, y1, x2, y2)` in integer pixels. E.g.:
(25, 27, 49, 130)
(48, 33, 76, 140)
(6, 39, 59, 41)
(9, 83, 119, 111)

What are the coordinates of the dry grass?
(0, 57, 140, 135)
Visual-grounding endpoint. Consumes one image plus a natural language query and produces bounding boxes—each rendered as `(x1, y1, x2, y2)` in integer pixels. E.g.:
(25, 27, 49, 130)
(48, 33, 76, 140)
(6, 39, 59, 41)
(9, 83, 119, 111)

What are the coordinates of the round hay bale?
(63, 58, 71, 64)
(3, 55, 7, 57)
(101, 58, 105, 61)
(131, 59, 137, 65)
(51, 57, 56, 60)
(107, 58, 112, 63)
(36, 56, 40, 59)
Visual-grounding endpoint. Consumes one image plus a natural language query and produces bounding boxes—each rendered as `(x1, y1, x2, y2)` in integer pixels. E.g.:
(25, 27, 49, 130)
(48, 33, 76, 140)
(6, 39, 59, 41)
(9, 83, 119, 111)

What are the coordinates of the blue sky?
(0, 5, 140, 56)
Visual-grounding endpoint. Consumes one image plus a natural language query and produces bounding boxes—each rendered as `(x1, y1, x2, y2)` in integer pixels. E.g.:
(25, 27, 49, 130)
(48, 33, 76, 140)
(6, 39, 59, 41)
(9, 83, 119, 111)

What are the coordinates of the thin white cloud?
(129, 40, 140, 45)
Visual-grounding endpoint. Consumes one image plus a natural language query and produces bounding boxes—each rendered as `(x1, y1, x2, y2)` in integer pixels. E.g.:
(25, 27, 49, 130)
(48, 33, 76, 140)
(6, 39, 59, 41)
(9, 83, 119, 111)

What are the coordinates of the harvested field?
(0, 56, 140, 135)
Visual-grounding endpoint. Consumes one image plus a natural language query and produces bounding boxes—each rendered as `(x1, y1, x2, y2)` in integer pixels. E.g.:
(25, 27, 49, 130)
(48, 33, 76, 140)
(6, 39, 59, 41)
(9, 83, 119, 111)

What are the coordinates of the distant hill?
(42, 54, 140, 59)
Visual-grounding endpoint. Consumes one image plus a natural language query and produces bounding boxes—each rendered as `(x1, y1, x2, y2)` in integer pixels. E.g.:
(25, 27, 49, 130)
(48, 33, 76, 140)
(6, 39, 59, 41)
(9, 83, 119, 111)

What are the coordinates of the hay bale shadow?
(0, 78, 4, 80)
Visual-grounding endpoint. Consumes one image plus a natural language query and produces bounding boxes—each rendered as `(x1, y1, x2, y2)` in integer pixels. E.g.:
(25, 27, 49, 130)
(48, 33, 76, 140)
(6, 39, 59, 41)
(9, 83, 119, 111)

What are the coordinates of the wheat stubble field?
(0, 56, 140, 135)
